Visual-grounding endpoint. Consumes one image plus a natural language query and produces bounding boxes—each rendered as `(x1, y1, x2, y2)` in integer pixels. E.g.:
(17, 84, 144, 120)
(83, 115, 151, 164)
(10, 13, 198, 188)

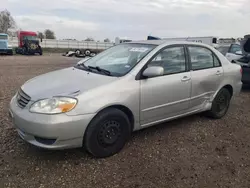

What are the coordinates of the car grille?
(16, 89, 31, 108)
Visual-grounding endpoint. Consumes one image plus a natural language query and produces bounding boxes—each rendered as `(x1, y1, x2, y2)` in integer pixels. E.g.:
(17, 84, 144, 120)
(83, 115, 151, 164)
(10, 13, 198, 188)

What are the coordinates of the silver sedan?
(9, 40, 242, 158)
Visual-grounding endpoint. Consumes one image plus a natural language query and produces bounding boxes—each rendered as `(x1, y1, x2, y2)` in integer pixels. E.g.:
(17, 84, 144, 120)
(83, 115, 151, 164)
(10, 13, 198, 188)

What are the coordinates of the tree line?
(0, 9, 111, 42)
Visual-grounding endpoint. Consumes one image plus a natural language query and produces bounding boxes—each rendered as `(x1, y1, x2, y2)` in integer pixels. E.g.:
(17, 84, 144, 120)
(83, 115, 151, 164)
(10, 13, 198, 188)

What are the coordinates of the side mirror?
(142, 66, 164, 78)
(235, 50, 242, 55)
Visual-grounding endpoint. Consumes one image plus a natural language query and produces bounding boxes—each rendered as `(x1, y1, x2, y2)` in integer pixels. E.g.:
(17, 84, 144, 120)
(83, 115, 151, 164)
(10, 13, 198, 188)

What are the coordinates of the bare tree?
(37, 31, 44, 39)
(104, 38, 110, 42)
(44, 29, 56, 39)
(84, 37, 95, 42)
(0, 10, 16, 33)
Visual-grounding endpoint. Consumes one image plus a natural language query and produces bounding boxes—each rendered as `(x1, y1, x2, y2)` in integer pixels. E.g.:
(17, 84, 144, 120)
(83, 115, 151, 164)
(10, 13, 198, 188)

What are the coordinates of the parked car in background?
(0, 33, 13, 55)
(232, 35, 250, 84)
(216, 43, 243, 62)
(9, 40, 242, 158)
(232, 55, 250, 84)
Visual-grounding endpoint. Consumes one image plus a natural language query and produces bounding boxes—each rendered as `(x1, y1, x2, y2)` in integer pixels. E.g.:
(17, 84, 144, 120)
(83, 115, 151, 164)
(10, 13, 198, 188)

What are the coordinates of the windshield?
(0, 35, 8, 40)
(79, 43, 156, 76)
(23, 36, 38, 40)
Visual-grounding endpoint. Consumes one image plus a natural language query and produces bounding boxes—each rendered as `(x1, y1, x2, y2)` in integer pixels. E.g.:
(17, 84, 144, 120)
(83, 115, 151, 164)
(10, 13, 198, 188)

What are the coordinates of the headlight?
(30, 97, 77, 114)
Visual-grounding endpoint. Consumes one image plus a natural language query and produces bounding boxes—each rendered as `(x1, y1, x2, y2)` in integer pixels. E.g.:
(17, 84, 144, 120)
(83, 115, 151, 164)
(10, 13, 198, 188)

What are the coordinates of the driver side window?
(148, 46, 186, 75)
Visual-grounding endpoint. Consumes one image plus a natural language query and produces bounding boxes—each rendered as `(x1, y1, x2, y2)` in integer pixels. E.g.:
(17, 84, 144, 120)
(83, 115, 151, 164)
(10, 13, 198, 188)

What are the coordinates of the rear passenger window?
(188, 46, 220, 70)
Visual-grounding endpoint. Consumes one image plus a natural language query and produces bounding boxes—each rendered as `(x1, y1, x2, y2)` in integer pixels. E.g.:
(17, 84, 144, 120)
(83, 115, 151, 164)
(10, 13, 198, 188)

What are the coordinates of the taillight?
(240, 67, 243, 74)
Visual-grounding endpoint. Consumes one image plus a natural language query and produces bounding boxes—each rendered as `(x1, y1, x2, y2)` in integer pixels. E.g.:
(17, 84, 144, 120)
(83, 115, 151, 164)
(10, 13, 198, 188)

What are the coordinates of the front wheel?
(8, 50, 13, 55)
(84, 108, 131, 158)
(206, 88, 231, 119)
(38, 47, 43, 55)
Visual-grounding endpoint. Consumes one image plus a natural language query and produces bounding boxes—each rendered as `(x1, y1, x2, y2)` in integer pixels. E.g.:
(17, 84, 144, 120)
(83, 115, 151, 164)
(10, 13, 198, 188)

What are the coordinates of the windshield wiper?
(75, 64, 92, 71)
(87, 66, 111, 76)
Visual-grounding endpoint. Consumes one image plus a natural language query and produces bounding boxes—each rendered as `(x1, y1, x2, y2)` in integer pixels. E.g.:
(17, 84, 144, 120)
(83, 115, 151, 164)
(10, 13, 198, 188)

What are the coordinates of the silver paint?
(9, 41, 242, 149)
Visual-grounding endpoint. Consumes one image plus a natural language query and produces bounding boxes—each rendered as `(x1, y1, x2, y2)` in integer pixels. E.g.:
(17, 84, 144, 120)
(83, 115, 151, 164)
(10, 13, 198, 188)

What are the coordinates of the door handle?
(181, 76, 191, 82)
(216, 71, 222, 75)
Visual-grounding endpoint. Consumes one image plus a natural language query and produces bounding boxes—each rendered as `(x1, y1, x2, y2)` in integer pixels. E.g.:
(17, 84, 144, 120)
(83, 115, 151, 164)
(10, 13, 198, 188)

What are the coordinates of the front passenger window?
(148, 46, 186, 75)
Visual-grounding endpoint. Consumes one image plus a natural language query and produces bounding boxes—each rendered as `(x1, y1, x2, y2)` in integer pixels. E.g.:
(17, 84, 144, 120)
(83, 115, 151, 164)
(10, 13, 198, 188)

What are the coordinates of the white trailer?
(115, 37, 132, 45)
(147, 35, 218, 47)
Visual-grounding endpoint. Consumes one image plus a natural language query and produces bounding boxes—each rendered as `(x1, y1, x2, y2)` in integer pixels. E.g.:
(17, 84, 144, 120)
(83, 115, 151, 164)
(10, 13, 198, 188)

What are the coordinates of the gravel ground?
(0, 54, 250, 188)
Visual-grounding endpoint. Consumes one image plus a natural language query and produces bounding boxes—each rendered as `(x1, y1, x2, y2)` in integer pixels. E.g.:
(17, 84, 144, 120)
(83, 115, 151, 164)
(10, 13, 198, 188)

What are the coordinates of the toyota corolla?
(9, 40, 242, 158)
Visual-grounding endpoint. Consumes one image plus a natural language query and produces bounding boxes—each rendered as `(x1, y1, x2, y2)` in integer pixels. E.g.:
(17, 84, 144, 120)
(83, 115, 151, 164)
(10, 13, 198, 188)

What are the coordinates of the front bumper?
(0, 48, 12, 54)
(9, 96, 96, 149)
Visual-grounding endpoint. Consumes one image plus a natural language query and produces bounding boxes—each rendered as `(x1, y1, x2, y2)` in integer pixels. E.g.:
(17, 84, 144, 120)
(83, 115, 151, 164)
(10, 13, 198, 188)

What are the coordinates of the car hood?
(21, 67, 118, 101)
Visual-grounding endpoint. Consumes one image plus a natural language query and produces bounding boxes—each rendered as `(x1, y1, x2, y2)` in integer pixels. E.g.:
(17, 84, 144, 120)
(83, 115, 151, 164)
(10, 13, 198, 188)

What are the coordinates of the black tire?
(75, 49, 81, 55)
(21, 48, 26, 55)
(84, 108, 131, 158)
(8, 50, 13, 55)
(38, 47, 43, 55)
(84, 49, 91, 56)
(90, 53, 96, 57)
(206, 88, 231, 119)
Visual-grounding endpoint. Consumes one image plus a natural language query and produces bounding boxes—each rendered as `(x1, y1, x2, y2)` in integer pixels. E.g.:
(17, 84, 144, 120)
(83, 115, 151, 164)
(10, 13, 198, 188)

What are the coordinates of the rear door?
(187, 45, 223, 110)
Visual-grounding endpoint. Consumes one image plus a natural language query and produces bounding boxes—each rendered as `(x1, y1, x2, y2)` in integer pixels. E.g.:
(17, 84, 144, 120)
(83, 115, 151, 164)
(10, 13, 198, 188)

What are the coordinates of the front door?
(187, 45, 224, 110)
(140, 46, 191, 126)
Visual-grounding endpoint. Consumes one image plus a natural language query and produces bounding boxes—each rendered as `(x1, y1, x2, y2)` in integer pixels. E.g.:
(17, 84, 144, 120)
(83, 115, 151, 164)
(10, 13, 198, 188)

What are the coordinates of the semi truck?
(0, 33, 13, 55)
(15, 31, 43, 55)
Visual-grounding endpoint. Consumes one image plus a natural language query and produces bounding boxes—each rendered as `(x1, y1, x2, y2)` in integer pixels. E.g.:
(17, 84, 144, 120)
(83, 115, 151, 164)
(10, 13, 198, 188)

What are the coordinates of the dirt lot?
(0, 54, 250, 188)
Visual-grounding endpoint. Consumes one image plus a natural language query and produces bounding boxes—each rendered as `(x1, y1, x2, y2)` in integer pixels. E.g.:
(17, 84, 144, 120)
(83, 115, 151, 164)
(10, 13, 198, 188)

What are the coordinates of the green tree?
(84, 37, 94, 42)
(0, 9, 16, 33)
(104, 38, 110, 42)
(37, 31, 44, 39)
(44, 29, 56, 39)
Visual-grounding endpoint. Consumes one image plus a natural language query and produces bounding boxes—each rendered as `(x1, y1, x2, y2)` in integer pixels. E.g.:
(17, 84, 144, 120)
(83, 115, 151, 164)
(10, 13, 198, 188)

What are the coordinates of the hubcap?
(215, 93, 228, 113)
(98, 120, 121, 147)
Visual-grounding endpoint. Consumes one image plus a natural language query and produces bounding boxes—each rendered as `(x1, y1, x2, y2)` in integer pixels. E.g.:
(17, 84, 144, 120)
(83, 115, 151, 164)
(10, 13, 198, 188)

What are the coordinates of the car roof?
(128, 40, 212, 47)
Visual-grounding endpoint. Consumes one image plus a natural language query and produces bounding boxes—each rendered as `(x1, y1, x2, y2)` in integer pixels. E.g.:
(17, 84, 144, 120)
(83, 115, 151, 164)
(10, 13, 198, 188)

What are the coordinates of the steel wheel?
(84, 108, 131, 158)
(206, 88, 231, 119)
(97, 120, 121, 147)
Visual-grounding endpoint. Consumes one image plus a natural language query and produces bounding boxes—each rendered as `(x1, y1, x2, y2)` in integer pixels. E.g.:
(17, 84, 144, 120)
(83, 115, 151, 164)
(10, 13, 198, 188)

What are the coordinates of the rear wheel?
(84, 49, 91, 56)
(206, 88, 231, 119)
(84, 108, 131, 158)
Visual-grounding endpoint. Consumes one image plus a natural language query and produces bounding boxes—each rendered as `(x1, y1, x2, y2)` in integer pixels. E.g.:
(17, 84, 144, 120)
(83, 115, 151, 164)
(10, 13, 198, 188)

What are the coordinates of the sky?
(2, 0, 250, 41)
